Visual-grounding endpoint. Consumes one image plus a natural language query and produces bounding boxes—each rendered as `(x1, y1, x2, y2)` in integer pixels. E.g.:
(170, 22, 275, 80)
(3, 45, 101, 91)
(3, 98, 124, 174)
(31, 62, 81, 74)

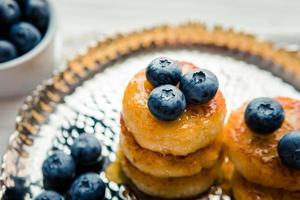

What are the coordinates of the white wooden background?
(1, 0, 300, 157)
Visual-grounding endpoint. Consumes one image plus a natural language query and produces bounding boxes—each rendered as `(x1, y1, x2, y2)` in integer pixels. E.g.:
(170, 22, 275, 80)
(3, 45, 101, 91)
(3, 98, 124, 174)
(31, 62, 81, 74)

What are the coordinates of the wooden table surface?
(1, 0, 300, 157)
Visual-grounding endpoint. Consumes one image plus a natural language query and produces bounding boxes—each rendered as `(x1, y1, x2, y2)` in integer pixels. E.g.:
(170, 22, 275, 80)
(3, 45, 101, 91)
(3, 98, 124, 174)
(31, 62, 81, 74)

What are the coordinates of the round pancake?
(224, 97, 300, 191)
(232, 171, 300, 200)
(120, 152, 218, 199)
(122, 61, 226, 156)
(120, 117, 221, 178)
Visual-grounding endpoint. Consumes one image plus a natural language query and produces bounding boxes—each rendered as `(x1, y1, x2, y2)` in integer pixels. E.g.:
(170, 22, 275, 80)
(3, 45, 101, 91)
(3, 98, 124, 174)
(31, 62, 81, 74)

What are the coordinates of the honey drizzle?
(105, 152, 126, 184)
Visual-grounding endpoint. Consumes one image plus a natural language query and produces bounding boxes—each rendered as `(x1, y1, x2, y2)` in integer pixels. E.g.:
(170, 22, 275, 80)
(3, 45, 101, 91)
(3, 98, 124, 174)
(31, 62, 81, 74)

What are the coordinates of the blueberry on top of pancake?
(147, 84, 186, 121)
(179, 69, 219, 104)
(146, 57, 182, 87)
(278, 131, 300, 169)
(244, 97, 284, 135)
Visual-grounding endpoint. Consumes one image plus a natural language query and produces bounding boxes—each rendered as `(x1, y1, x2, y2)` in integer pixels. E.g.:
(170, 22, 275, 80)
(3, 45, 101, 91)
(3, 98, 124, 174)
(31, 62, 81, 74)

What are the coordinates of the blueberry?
(70, 134, 102, 165)
(0, 0, 21, 26)
(69, 173, 106, 200)
(278, 131, 300, 169)
(9, 22, 41, 54)
(0, 25, 8, 38)
(42, 151, 76, 192)
(244, 97, 284, 134)
(146, 57, 182, 87)
(15, 0, 26, 9)
(0, 40, 17, 63)
(3, 176, 30, 200)
(15, 0, 24, 5)
(179, 69, 219, 104)
(148, 84, 186, 121)
(34, 191, 64, 200)
(24, 0, 50, 32)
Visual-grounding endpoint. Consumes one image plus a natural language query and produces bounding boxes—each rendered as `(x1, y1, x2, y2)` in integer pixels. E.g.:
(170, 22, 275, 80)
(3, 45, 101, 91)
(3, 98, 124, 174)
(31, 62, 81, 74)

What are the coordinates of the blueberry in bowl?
(0, 0, 50, 60)
(69, 173, 106, 200)
(24, 0, 50, 33)
(0, 0, 21, 27)
(9, 22, 41, 54)
(0, 40, 18, 63)
(146, 57, 182, 87)
(179, 69, 219, 104)
(0, 0, 56, 98)
(42, 151, 76, 193)
(148, 84, 186, 121)
(34, 191, 64, 200)
(70, 134, 103, 174)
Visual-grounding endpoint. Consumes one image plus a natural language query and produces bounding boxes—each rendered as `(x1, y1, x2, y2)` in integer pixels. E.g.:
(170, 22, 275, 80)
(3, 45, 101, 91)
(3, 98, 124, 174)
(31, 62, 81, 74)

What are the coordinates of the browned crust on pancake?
(232, 171, 300, 200)
(120, 117, 221, 178)
(224, 97, 300, 191)
(120, 151, 218, 199)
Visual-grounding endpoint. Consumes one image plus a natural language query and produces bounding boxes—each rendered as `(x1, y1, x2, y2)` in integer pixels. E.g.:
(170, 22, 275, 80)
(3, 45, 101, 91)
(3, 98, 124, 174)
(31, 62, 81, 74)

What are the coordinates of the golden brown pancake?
(120, 152, 218, 199)
(224, 97, 300, 191)
(122, 61, 227, 156)
(232, 171, 300, 200)
(120, 117, 221, 178)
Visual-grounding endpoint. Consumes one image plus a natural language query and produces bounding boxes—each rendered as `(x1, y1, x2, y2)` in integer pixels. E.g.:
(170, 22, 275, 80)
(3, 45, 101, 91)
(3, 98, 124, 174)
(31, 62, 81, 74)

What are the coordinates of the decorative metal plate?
(1, 23, 300, 200)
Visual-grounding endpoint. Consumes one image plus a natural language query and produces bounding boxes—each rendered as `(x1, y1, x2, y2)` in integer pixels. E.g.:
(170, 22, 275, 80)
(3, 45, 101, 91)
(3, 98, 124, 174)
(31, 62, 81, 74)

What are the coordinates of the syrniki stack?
(120, 57, 226, 199)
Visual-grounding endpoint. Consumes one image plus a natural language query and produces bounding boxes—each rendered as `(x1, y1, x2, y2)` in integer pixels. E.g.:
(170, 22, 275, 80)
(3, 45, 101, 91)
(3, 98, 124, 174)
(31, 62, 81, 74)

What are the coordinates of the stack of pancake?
(119, 62, 227, 199)
(224, 97, 300, 200)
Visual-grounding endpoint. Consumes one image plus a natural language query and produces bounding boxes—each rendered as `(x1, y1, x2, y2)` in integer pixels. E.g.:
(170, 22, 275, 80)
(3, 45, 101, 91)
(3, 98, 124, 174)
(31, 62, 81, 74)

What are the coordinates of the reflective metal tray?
(1, 23, 300, 199)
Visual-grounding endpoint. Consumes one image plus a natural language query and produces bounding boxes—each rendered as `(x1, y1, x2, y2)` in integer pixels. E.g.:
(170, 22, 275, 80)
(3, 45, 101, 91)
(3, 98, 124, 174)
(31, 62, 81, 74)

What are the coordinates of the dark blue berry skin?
(0, 40, 17, 63)
(9, 22, 41, 54)
(24, 0, 50, 32)
(179, 69, 219, 104)
(278, 131, 300, 169)
(34, 191, 64, 200)
(0, 0, 21, 26)
(16, 0, 26, 8)
(71, 134, 102, 164)
(148, 84, 186, 121)
(146, 57, 182, 87)
(69, 173, 106, 200)
(42, 151, 76, 193)
(244, 97, 284, 135)
(3, 176, 30, 200)
(0, 25, 8, 38)
(75, 157, 104, 175)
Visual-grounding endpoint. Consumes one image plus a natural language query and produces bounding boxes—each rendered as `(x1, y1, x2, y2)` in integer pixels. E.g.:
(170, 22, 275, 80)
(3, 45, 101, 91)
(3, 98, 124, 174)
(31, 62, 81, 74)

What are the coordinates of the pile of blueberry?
(244, 97, 300, 169)
(0, 0, 50, 63)
(146, 57, 219, 121)
(35, 134, 106, 200)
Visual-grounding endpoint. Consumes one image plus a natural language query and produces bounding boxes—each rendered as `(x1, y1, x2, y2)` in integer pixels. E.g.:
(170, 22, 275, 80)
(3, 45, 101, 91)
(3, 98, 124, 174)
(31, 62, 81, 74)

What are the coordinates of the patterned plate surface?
(1, 24, 300, 200)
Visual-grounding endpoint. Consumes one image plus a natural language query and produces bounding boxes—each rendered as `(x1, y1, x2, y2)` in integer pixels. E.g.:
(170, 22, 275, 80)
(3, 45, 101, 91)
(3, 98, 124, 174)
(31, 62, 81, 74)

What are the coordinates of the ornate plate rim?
(1, 22, 300, 198)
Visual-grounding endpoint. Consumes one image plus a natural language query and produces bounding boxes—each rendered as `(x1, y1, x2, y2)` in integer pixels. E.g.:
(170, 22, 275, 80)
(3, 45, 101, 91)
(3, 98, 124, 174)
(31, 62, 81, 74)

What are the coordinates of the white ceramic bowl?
(0, 1, 57, 98)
